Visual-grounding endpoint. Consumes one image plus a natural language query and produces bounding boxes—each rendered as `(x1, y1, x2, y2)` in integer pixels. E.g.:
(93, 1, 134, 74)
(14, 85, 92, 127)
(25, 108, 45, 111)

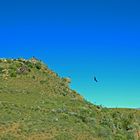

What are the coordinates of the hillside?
(0, 58, 140, 140)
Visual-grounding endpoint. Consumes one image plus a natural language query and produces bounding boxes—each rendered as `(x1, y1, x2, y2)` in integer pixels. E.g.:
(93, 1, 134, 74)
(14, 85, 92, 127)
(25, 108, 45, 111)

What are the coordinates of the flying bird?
(94, 76, 98, 83)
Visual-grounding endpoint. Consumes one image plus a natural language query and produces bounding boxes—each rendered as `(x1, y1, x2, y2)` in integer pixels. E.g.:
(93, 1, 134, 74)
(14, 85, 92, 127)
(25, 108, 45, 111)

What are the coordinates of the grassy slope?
(0, 58, 140, 140)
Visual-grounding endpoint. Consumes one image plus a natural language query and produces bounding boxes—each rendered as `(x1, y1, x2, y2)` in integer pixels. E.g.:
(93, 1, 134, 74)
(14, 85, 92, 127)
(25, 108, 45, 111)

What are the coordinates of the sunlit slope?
(0, 58, 140, 140)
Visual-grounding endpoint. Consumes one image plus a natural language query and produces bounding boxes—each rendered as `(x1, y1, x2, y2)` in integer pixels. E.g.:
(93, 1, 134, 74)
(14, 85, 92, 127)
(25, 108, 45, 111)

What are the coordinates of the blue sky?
(0, 0, 140, 108)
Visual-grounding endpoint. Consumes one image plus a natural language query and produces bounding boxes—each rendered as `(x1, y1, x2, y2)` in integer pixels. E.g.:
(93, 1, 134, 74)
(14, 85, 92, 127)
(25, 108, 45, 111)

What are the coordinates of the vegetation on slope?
(0, 58, 140, 140)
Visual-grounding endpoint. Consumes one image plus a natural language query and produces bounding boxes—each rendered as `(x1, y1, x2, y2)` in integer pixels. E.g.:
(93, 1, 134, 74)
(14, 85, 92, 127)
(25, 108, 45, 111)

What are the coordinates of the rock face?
(17, 65, 30, 74)
(0, 58, 140, 140)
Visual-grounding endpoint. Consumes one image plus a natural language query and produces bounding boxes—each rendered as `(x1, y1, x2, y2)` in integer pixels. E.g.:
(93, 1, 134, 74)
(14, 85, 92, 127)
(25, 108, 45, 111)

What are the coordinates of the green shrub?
(35, 62, 42, 70)
(0, 67, 4, 74)
(8, 65, 17, 71)
(40, 80, 47, 84)
(10, 72, 17, 77)
(126, 132, 137, 140)
(122, 115, 134, 130)
(6, 59, 13, 63)
(32, 75, 36, 79)
(25, 61, 34, 68)
(114, 133, 126, 140)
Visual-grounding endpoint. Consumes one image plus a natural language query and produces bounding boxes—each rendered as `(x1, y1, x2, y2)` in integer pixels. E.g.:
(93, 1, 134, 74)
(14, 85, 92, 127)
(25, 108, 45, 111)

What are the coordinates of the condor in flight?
(94, 76, 98, 83)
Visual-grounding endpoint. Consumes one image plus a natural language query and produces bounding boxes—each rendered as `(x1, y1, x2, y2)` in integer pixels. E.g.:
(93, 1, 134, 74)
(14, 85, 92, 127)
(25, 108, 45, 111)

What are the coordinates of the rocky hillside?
(0, 58, 140, 140)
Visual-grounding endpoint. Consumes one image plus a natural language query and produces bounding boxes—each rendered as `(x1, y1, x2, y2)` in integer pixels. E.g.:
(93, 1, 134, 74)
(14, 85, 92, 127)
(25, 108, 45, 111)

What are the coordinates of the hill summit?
(0, 58, 140, 140)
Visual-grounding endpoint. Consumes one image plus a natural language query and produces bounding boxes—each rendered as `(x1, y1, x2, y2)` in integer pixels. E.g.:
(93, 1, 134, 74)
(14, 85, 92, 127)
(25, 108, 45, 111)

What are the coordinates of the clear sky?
(0, 0, 140, 108)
